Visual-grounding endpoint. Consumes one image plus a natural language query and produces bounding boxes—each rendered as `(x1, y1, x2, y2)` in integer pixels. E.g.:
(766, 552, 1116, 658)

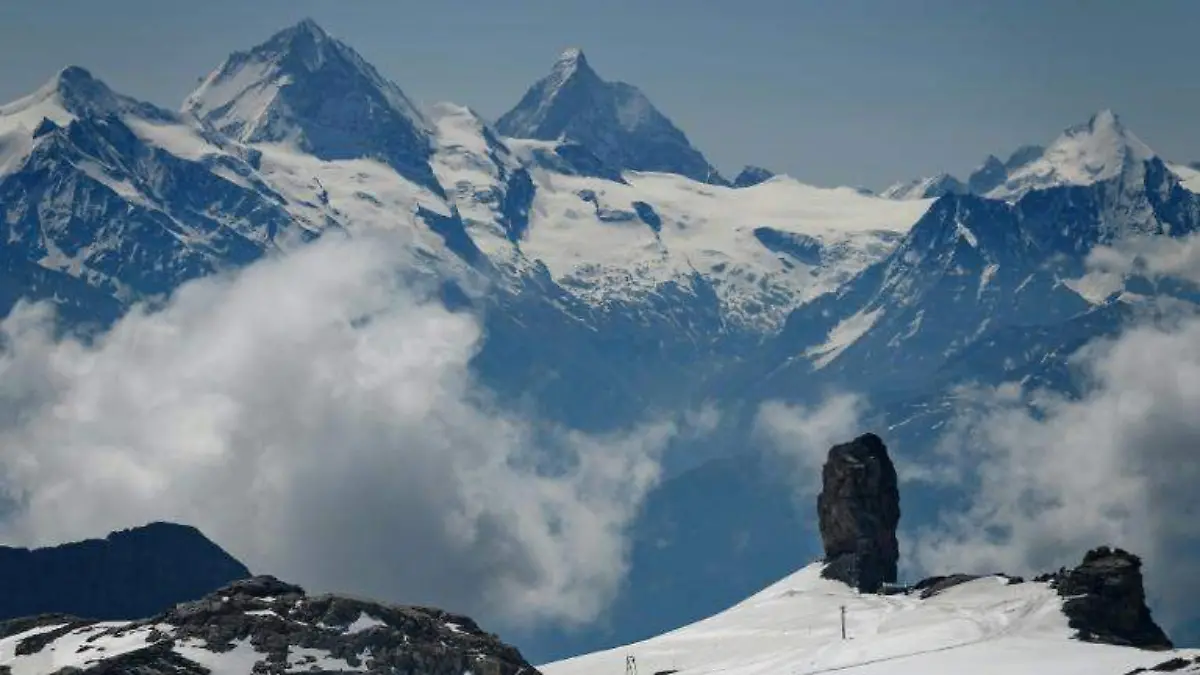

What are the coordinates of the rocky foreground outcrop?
(1046, 547, 1174, 650)
(816, 433, 901, 592)
(0, 575, 538, 675)
(814, 433, 1175, 652)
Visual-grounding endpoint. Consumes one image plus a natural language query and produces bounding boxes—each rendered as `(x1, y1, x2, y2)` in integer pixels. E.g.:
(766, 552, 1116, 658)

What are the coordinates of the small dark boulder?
(1051, 546, 1173, 650)
(732, 165, 774, 188)
(817, 433, 901, 593)
(912, 573, 982, 599)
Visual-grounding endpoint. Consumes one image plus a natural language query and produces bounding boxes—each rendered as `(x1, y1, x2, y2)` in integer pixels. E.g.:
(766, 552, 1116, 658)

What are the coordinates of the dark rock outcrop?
(1051, 547, 1173, 650)
(0, 522, 251, 623)
(817, 433, 901, 592)
(0, 575, 538, 675)
(732, 165, 774, 188)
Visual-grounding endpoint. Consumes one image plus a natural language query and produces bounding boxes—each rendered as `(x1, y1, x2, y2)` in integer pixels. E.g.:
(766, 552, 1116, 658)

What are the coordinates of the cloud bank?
(0, 233, 699, 629)
(911, 318, 1200, 630)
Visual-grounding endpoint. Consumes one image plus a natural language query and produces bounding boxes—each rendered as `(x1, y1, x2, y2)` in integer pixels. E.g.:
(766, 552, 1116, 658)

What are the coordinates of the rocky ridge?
(0, 575, 538, 675)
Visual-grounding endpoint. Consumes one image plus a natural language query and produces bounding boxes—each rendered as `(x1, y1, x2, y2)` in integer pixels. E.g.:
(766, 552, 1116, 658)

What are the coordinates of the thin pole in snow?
(840, 605, 847, 640)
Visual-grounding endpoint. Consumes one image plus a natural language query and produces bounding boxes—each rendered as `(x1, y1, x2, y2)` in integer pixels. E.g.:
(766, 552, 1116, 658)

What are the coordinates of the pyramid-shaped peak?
(1088, 108, 1122, 131)
(183, 19, 437, 190)
(555, 47, 589, 70)
(292, 17, 329, 38)
(1056, 108, 1153, 162)
(496, 46, 722, 183)
(267, 17, 333, 47)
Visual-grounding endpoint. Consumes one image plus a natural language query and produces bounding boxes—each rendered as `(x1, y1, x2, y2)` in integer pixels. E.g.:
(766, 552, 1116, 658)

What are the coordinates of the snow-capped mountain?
(760, 111, 1200, 397)
(883, 111, 1178, 203)
(880, 172, 966, 200)
(0, 21, 933, 338)
(542, 563, 1197, 675)
(183, 18, 440, 193)
(496, 49, 725, 184)
(0, 64, 295, 304)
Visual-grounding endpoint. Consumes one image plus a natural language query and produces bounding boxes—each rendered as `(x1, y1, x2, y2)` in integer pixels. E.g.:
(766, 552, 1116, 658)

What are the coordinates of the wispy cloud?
(753, 393, 866, 497)
(0, 233, 706, 629)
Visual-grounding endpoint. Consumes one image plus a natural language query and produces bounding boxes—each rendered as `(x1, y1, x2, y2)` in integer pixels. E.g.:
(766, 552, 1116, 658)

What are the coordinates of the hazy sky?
(0, 0, 1196, 189)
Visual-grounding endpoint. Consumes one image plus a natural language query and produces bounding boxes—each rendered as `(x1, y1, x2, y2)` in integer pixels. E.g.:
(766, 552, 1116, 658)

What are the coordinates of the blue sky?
(0, 0, 1196, 189)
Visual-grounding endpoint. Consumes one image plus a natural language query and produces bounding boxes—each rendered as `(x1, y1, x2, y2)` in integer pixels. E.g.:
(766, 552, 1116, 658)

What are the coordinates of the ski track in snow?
(540, 564, 1198, 675)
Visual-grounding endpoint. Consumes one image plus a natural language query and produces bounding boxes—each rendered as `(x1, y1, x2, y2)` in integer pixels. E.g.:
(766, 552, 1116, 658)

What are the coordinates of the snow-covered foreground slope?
(541, 564, 1195, 675)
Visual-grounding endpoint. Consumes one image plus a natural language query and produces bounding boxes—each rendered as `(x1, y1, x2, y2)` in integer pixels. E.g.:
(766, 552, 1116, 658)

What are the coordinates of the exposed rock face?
(1051, 547, 1173, 650)
(817, 433, 901, 592)
(0, 522, 250, 623)
(0, 575, 538, 675)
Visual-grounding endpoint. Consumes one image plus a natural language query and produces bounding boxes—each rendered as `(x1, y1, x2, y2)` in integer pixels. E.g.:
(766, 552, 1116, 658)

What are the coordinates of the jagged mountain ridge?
(0, 575, 536, 675)
(758, 118, 1200, 398)
(496, 48, 725, 184)
(0, 20, 931, 338)
(882, 110, 1182, 203)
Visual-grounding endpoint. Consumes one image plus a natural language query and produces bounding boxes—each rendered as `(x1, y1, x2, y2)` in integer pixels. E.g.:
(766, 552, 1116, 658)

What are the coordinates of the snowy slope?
(516, 172, 929, 328)
(880, 173, 965, 201)
(541, 564, 1195, 675)
(1169, 162, 1200, 193)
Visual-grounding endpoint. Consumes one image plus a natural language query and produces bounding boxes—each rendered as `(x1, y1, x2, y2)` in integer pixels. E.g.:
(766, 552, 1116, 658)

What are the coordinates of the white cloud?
(1086, 231, 1200, 284)
(0, 233, 702, 629)
(753, 394, 866, 496)
(910, 317, 1200, 628)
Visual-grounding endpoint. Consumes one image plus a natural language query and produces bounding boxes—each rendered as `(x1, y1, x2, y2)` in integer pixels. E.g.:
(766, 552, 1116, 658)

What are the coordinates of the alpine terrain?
(0, 15, 1197, 669)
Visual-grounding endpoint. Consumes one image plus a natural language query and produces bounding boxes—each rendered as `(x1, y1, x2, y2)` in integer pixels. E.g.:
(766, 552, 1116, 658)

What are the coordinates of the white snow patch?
(1169, 162, 1200, 193)
(174, 638, 265, 674)
(345, 612, 388, 634)
(287, 645, 367, 672)
(805, 307, 883, 369)
(978, 263, 999, 298)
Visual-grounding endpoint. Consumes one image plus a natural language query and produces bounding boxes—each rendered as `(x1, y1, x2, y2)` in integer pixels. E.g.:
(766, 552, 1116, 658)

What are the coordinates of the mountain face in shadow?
(0, 521, 250, 621)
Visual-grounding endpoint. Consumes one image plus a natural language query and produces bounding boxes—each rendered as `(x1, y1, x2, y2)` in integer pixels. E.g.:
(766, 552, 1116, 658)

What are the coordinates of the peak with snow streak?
(496, 49, 725, 184)
(880, 172, 966, 200)
(182, 19, 439, 192)
(0, 66, 176, 140)
(541, 563, 1196, 675)
(985, 109, 1156, 200)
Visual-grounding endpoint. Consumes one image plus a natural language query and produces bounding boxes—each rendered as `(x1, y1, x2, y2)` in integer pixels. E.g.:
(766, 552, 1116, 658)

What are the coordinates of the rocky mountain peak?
(733, 165, 775, 188)
(496, 49, 724, 184)
(817, 433, 901, 592)
(553, 47, 590, 77)
(182, 19, 438, 190)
